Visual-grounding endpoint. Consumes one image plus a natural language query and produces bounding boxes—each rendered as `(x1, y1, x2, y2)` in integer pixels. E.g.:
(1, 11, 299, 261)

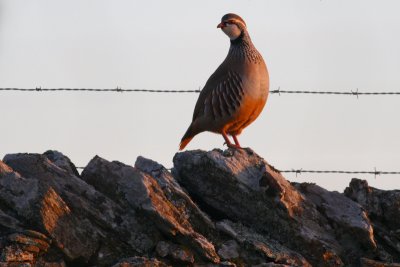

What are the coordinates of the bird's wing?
(193, 64, 244, 122)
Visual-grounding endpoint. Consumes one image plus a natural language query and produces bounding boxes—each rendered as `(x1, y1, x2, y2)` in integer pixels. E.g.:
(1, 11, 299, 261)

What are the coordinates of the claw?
(226, 143, 242, 149)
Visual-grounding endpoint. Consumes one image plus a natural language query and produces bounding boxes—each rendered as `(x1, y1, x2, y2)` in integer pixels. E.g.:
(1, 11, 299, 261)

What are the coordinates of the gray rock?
(217, 240, 239, 260)
(252, 264, 294, 267)
(43, 150, 80, 177)
(172, 148, 392, 266)
(156, 241, 195, 263)
(216, 221, 240, 241)
(135, 156, 216, 237)
(216, 220, 310, 266)
(173, 148, 342, 266)
(295, 182, 377, 260)
(345, 179, 400, 262)
(81, 155, 219, 263)
(360, 257, 400, 267)
(194, 262, 237, 267)
(111, 257, 169, 267)
(1, 149, 399, 267)
(345, 179, 400, 230)
(155, 241, 170, 257)
(1, 153, 150, 266)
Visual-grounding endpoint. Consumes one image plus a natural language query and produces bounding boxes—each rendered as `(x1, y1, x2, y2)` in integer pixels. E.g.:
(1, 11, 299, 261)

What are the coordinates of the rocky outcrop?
(0, 148, 399, 266)
(345, 179, 400, 264)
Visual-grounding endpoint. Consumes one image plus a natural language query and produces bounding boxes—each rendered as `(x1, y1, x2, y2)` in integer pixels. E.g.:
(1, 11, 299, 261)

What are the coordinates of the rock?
(169, 245, 195, 264)
(217, 240, 239, 260)
(7, 232, 50, 253)
(172, 148, 387, 266)
(252, 264, 293, 267)
(194, 262, 237, 267)
(215, 219, 310, 266)
(345, 179, 400, 230)
(345, 179, 400, 262)
(111, 257, 168, 267)
(156, 241, 195, 263)
(42, 150, 80, 177)
(81, 155, 219, 263)
(0, 149, 399, 266)
(173, 148, 341, 265)
(135, 156, 215, 236)
(0, 209, 23, 232)
(0, 229, 59, 267)
(295, 182, 377, 261)
(155, 241, 170, 257)
(216, 221, 240, 241)
(1, 245, 34, 262)
(360, 258, 400, 267)
(35, 259, 66, 267)
(1, 153, 143, 266)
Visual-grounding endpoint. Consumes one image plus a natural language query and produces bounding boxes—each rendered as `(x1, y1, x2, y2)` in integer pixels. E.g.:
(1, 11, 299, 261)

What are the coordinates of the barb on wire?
(1, 87, 400, 95)
(374, 167, 380, 179)
(278, 169, 400, 176)
(294, 168, 302, 177)
(270, 86, 281, 96)
(351, 88, 359, 99)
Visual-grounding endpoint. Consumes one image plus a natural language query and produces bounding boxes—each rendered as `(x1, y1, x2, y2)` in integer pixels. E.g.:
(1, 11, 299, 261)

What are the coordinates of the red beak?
(217, 22, 225, 29)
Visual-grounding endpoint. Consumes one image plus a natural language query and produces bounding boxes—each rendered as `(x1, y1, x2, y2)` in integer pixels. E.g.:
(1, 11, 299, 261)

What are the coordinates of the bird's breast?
(241, 60, 269, 102)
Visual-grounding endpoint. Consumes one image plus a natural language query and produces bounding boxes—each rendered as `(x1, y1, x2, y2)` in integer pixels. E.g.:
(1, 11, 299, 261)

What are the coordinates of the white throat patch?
(222, 24, 242, 40)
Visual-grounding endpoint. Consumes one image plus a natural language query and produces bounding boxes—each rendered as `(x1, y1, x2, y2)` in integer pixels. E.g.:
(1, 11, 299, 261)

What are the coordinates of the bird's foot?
(224, 142, 242, 149)
(222, 133, 242, 149)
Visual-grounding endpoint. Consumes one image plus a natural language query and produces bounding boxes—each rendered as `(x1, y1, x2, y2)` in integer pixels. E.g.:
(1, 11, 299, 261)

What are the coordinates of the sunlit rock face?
(0, 149, 398, 266)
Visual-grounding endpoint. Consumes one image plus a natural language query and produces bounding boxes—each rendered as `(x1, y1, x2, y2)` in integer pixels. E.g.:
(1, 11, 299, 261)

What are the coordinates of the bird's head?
(217, 13, 247, 40)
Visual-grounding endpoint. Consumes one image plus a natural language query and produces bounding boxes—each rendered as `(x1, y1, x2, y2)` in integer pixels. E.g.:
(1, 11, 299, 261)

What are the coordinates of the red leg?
(232, 135, 242, 148)
(222, 132, 241, 149)
(222, 132, 233, 147)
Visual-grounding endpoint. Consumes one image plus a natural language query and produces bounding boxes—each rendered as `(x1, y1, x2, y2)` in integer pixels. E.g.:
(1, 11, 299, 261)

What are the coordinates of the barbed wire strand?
(279, 169, 400, 178)
(0, 87, 201, 93)
(1, 87, 400, 96)
(74, 165, 399, 178)
(5, 87, 399, 177)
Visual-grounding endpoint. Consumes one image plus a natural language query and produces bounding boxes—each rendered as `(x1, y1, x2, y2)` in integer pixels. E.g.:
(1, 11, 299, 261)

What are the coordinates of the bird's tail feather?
(179, 125, 195, 150)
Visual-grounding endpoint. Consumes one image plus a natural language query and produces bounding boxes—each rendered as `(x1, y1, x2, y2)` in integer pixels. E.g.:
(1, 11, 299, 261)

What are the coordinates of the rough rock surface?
(0, 148, 398, 266)
(345, 179, 400, 263)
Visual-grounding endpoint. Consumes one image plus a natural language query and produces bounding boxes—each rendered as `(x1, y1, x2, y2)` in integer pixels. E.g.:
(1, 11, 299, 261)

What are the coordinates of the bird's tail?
(179, 124, 196, 150)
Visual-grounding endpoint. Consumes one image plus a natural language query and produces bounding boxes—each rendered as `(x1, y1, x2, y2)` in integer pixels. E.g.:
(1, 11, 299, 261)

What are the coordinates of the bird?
(179, 13, 269, 150)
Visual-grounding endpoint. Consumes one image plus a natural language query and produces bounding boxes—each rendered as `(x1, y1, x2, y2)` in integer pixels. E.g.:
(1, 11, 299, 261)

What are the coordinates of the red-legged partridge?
(180, 13, 269, 150)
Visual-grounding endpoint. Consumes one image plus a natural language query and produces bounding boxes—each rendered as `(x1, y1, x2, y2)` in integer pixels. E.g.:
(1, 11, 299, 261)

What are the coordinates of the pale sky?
(1, 0, 399, 191)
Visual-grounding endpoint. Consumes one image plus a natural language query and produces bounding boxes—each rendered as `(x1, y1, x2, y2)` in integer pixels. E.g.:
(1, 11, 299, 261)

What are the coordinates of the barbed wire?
(269, 87, 400, 97)
(0, 87, 201, 93)
(4, 86, 399, 177)
(278, 168, 400, 178)
(74, 165, 399, 178)
(1, 87, 400, 96)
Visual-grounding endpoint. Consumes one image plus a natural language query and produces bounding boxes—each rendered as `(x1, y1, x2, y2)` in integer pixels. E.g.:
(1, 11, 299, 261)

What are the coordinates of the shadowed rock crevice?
(0, 149, 399, 267)
(345, 178, 400, 264)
